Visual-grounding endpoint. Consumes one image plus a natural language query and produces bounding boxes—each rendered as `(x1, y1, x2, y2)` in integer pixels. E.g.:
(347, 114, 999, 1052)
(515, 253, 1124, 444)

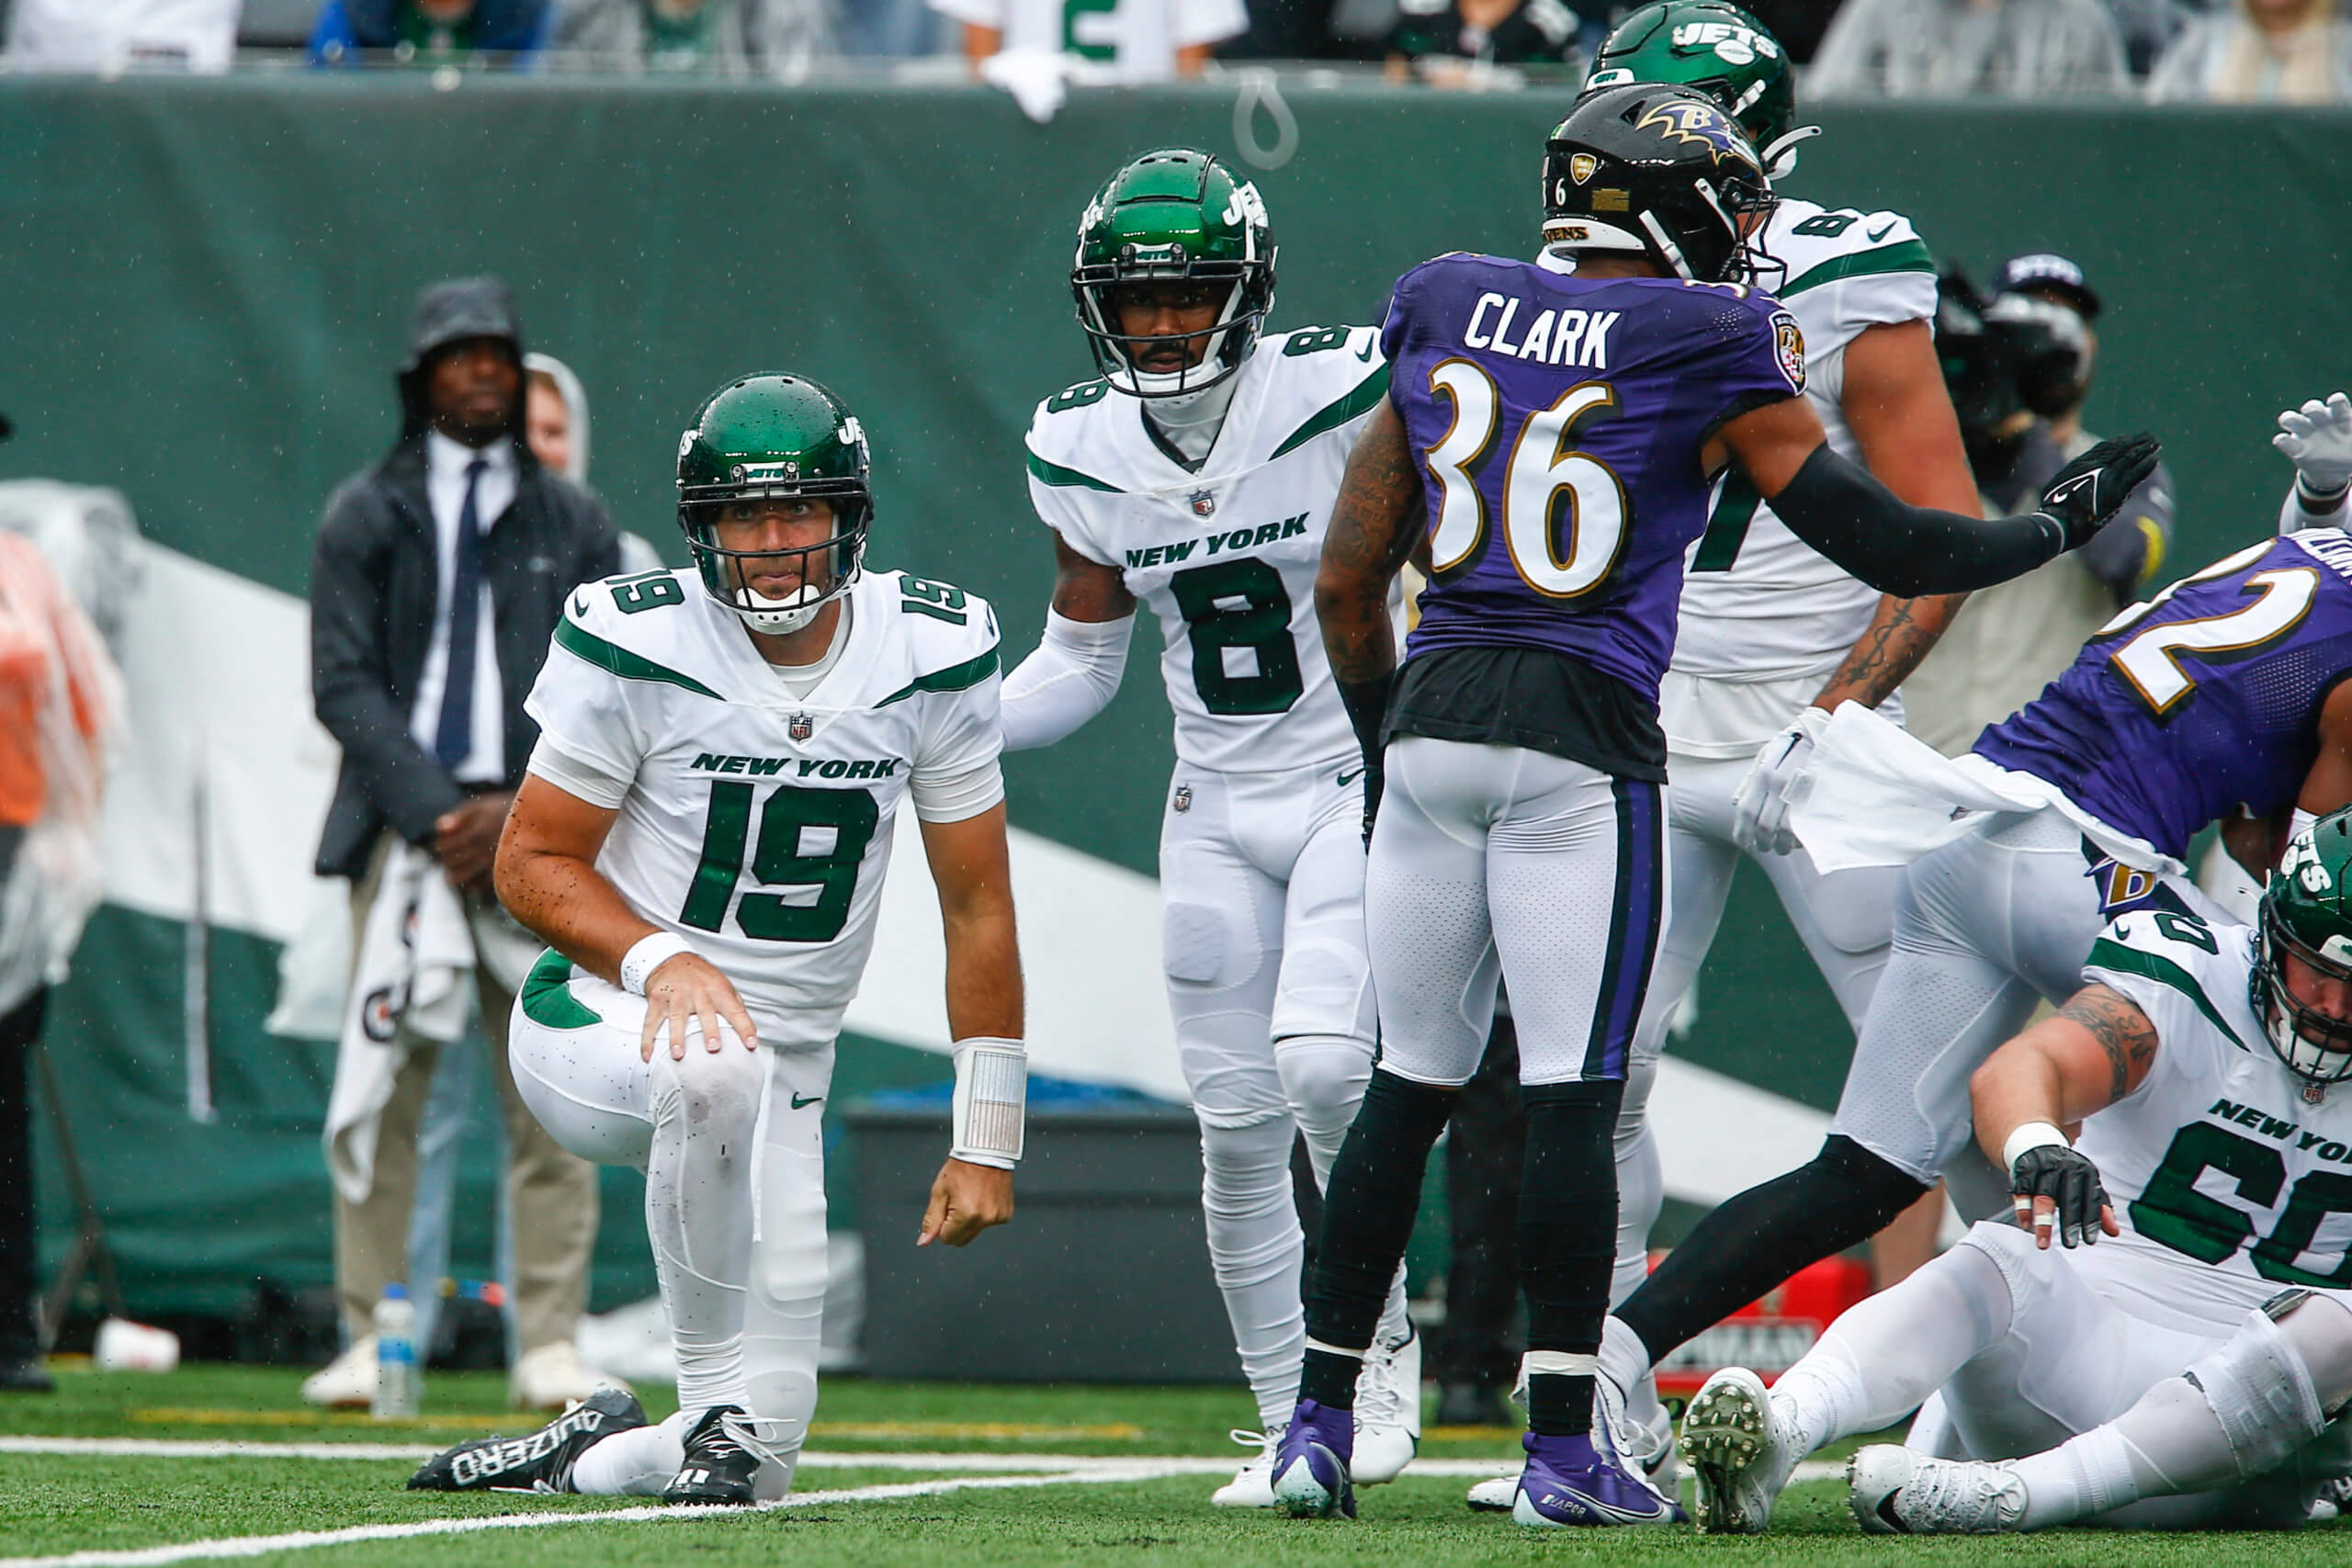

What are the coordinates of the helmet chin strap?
(725, 554, 858, 635)
(1762, 125, 1821, 182)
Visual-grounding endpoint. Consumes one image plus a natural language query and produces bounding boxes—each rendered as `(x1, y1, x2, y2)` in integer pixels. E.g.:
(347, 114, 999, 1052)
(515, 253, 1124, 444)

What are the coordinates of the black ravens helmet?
(1542, 82, 1778, 285)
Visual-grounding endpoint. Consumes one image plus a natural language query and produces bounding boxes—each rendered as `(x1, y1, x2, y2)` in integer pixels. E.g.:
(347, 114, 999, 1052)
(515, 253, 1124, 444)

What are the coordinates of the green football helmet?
(1585, 1, 1814, 176)
(676, 373, 871, 634)
(2256, 808, 2352, 1086)
(1071, 149, 1277, 400)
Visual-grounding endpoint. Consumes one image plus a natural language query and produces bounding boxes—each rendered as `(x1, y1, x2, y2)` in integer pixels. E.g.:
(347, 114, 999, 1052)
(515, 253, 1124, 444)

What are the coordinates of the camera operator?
(1902, 259, 2173, 756)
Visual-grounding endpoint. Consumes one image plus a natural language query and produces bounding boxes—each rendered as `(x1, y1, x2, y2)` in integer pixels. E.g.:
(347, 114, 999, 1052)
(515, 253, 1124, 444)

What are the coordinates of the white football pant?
(1159, 760, 1401, 1427)
(1771, 1220, 2350, 1528)
(508, 954, 826, 1501)
(1613, 744, 1901, 1303)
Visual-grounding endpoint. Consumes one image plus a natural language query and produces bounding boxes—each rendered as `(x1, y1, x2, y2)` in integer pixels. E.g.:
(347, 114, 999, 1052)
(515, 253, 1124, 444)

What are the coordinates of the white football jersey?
(1668, 197, 1939, 694)
(2070, 908, 2352, 1336)
(1025, 327, 1389, 775)
(524, 566, 1002, 1050)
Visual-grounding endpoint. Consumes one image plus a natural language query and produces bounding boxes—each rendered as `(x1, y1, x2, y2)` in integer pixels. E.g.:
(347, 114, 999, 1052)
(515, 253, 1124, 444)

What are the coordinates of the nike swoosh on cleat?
(1867, 221, 1895, 242)
(791, 1092, 823, 1109)
(1876, 1491, 1913, 1532)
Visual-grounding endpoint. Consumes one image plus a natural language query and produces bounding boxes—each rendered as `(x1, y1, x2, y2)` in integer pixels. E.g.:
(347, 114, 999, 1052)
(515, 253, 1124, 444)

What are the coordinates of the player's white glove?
(1732, 705, 1832, 857)
(2275, 393, 2352, 499)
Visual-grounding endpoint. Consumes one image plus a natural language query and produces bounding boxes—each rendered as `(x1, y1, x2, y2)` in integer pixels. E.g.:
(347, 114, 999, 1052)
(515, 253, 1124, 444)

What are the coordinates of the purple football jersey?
(1385, 253, 1804, 705)
(1974, 531, 2352, 858)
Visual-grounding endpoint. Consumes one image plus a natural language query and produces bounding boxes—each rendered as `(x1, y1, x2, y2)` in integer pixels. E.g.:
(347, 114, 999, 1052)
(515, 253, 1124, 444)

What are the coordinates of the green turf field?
(0, 1363, 2342, 1567)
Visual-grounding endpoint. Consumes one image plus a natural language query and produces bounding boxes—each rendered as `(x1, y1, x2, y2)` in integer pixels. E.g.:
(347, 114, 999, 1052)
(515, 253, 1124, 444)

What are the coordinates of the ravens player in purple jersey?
(1626, 525, 2352, 1531)
(1269, 81, 2160, 1529)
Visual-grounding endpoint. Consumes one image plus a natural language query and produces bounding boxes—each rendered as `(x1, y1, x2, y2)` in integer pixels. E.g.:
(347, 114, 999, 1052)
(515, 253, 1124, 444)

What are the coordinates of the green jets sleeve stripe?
(876, 644, 1001, 708)
(1780, 238, 1937, 299)
(520, 950, 601, 1031)
(1026, 451, 1125, 493)
(2086, 937, 2250, 1052)
(1270, 362, 1392, 461)
(554, 617, 722, 699)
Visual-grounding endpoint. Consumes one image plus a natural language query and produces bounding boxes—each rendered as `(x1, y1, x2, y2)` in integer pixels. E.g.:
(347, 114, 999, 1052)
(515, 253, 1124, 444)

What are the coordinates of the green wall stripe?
(1781, 238, 1937, 298)
(1270, 363, 1393, 460)
(554, 618, 722, 699)
(2086, 938, 2249, 1051)
(876, 646, 1001, 708)
(1025, 451, 1125, 492)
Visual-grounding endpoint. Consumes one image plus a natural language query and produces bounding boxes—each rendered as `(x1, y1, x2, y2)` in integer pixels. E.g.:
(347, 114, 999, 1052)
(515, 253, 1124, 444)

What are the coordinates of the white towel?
(322, 843, 480, 1205)
(1785, 702, 2180, 878)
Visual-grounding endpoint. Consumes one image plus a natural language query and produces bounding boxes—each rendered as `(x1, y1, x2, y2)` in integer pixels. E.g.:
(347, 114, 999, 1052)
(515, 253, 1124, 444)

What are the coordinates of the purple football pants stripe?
(1583, 776, 1664, 1081)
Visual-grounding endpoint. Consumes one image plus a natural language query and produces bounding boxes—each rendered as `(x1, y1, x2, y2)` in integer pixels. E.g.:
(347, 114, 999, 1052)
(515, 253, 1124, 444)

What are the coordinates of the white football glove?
(2275, 392, 2352, 496)
(1732, 705, 1833, 857)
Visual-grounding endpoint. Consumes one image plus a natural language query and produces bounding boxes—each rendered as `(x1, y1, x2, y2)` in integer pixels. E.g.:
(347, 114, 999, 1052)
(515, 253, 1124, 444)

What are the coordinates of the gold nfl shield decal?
(1568, 152, 1598, 185)
(1772, 311, 1806, 392)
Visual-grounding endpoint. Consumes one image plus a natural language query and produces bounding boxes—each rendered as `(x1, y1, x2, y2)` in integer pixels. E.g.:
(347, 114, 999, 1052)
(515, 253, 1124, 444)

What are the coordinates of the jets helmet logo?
(1672, 19, 1781, 65)
(1567, 152, 1598, 185)
(1634, 99, 1756, 170)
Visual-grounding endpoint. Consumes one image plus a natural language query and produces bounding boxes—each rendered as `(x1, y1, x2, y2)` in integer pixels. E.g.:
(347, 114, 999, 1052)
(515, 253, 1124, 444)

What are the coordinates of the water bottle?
(372, 1283, 420, 1418)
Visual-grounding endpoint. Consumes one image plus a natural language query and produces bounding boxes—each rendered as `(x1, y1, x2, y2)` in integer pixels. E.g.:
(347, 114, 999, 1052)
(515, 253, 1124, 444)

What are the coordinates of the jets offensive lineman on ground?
(409, 374, 1026, 1506)
(1606, 509, 2352, 1492)
(997, 149, 1417, 1505)
(1274, 84, 2157, 1529)
(1680, 811, 2352, 1535)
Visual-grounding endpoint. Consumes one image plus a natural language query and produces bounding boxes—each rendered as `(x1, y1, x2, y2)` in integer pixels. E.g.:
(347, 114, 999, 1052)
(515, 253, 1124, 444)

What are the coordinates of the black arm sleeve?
(1767, 444, 2066, 600)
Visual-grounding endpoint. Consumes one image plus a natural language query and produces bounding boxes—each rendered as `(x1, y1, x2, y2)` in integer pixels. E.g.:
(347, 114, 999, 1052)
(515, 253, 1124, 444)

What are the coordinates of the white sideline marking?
(0, 1435, 1845, 1485)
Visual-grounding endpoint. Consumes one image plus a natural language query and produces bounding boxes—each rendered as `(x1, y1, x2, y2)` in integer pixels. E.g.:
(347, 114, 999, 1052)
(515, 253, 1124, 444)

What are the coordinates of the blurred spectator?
(1807, 0, 2128, 96)
(3, 0, 240, 72)
(310, 0, 549, 64)
(523, 352, 667, 572)
(1218, 0, 1338, 58)
(1385, 0, 1578, 84)
(0, 525, 124, 1393)
(1905, 261, 2173, 756)
(546, 0, 830, 73)
(303, 277, 623, 1410)
(2104, 0, 2192, 75)
(2149, 0, 2352, 102)
(933, 0, 1247, 81)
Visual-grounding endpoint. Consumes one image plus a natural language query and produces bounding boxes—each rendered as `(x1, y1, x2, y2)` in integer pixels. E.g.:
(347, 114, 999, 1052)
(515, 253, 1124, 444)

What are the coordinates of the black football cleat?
(662, 1404, 763, 1506)
(408, 1387, 647, 1493)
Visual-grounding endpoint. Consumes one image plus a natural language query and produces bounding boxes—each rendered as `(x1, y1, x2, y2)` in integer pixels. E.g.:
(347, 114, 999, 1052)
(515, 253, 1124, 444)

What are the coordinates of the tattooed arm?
(1971, 982, 2160, 1165)
(1316, 401, 1427, 836)
(1806, 320, 1979, 713)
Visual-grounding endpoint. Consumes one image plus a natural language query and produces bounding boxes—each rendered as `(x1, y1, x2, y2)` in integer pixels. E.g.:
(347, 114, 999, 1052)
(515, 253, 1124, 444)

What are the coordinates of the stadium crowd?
(1, 0, 2346, 99)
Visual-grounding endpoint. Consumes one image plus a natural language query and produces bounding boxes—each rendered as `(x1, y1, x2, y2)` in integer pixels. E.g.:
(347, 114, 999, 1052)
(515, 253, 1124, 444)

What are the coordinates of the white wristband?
(621, 931, 694, 997)
(2003, 1122, 2069, 1171)
(951, 1036, 1027, 1169)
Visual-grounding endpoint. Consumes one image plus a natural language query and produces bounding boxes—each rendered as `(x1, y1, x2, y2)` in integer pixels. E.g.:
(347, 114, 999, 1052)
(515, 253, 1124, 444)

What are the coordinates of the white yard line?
(0, 1434, 1844, 1484)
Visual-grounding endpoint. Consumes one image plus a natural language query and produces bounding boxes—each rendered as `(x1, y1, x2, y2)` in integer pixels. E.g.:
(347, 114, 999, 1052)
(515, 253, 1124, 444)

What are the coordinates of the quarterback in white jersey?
(410, 375, 1027, 1508)
(998, 148, 1414, 1503)
(1581, 0, 1983, 1390)
(1675, 811, 2352, 1536)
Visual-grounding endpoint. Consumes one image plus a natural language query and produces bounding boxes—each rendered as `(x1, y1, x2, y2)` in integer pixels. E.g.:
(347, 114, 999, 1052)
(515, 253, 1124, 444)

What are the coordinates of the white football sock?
(1771, 1241, 2013, 1458)
(647, 1046, 764, 1416)
(571, 1412, 685, 1496)
(1199, 1114, 1311, 1428)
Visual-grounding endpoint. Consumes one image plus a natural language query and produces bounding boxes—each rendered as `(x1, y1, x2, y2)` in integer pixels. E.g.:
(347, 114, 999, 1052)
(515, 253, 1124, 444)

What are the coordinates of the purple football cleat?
(1271, 1399, 1357, 1519)
(1511, 1429, 1684, 1528)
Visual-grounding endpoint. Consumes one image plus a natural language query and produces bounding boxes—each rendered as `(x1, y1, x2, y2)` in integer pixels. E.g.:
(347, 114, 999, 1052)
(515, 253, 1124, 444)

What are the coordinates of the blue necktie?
(434, 457, 489, 773)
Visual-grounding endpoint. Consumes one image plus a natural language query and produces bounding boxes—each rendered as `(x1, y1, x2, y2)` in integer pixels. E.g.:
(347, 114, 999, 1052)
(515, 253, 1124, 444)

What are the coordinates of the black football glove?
(1358, 757, 1385, 848)
(2010, 1144, 2112, 1248)
(2034, 432, 2162, 552)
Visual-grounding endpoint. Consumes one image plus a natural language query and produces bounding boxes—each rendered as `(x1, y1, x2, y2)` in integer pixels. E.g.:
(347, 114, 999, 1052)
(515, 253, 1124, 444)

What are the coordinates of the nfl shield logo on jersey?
(790, 713, 814, 741)
(1190, 490, 1216, 518)
(1173, 784, 1193, 814)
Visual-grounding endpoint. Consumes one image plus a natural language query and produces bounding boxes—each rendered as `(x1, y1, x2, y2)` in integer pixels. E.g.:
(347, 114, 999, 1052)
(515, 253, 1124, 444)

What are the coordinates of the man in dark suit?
(306, 276, 623, 1409)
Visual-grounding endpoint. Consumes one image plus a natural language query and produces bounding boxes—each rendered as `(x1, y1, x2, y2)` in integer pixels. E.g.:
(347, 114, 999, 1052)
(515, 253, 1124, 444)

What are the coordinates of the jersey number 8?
(1420, 360, 1628, 600)
(680, 782, 878, 943)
